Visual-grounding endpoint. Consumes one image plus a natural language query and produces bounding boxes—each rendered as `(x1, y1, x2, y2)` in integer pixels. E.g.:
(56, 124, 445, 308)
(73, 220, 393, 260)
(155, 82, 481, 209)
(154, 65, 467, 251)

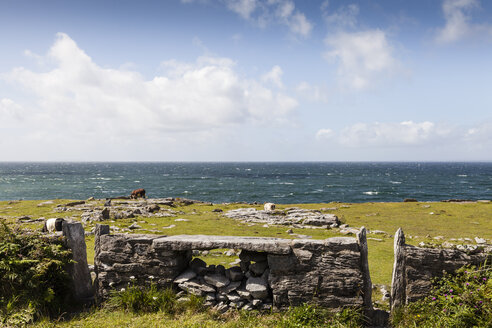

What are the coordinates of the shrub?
(392, 262, 492, 327)
(0, 220, 74, 325)
(107, 280, 182, 315)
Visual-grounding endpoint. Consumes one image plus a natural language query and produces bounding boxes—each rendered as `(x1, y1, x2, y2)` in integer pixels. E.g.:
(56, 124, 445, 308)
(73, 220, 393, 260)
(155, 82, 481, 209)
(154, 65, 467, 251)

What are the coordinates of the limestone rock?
(174, 269, 197, 284)
(475, 237, 486, 244)
(204, 273, 230, 288)
(246, 276, 269, 299)
(249, 261, 268, 276)
(227, 266, 244, 281)
(178, 280, 215, 296)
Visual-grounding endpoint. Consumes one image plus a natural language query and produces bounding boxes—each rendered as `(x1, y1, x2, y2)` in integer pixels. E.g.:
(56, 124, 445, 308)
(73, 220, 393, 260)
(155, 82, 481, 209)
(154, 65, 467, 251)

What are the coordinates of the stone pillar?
(390, 228, 406, 311)
(62, 222, 94, 302)
(356, 226, 372, 311)
(94, 224, 110, 303)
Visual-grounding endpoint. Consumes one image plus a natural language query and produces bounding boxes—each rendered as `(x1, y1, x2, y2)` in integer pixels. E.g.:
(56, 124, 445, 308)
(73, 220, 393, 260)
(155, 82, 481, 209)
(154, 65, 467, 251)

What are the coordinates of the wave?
(363, 191, 379, 195)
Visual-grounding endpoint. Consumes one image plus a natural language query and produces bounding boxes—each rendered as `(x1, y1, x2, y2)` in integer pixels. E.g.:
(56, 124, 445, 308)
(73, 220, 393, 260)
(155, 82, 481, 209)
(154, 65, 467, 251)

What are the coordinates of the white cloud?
(3, 33, 297, 156)
(436, 0, 478, 43)
(223, 0, 312, 37)
(296, 81, 330, 103)
(436, 0, 492, 43)
(338, 121, 452, 147)
(225, 0, 257, 20)
(261, 65, 283, 88)
(322, 2, 359, 28)
(315, 128, 334, 140)
(325, 29, 399, 90)
(0, 98, 24, 121)
(315, 120, 492, 160)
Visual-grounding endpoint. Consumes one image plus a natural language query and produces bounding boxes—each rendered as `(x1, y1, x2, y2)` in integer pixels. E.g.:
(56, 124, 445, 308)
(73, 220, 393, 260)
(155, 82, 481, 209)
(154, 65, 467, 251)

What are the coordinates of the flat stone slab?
(152, 235, 293, 254)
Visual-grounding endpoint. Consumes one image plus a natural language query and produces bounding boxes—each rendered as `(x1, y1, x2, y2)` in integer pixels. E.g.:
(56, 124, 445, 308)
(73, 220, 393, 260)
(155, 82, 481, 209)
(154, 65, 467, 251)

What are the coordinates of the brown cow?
(130, 188, 146, 199)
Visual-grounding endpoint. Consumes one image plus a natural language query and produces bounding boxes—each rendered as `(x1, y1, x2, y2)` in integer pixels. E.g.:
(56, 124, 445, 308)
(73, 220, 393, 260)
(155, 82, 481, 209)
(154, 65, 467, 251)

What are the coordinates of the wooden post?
(390, 228, 406, 311)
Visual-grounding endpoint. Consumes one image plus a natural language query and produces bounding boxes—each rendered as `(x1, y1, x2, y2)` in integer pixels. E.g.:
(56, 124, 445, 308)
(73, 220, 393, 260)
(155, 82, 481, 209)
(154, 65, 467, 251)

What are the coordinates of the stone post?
(94, 224, 110, 303)
(356, 227, 373, 315)
(390, 228, 406, 311)
(62, 222, 94, 302)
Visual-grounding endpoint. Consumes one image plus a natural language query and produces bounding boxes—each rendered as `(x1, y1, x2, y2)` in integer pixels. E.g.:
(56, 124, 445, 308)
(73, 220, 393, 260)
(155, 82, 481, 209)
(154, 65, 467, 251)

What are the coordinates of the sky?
(0, 0, 491, 161)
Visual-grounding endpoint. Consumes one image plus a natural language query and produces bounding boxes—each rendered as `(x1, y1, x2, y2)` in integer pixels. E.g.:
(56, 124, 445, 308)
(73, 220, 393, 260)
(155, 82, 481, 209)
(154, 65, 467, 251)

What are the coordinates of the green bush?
(107, 280, 183, 315)
(0, 220, 74, 325)
(392, 262, 492, 327)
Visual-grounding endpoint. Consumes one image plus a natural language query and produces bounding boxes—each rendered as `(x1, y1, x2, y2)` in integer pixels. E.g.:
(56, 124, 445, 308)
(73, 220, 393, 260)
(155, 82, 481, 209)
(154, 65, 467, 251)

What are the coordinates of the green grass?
(1, 199, 491, 286)
(1, 199, 491, 327)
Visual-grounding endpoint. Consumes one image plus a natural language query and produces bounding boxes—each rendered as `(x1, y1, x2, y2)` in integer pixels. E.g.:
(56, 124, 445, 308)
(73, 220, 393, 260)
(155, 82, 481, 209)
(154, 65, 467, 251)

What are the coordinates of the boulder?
(204, 273, 230, 288)
(245, 276, 269, 299)
(249, 261, 268, 276)
(178, 280, 215, 296)
(227, 266, 244, 282)
(174, 269, 197, 284)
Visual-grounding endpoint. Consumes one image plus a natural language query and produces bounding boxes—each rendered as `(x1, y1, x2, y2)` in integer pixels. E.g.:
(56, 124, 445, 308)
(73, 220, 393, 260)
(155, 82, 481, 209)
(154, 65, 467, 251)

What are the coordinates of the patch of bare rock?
(224, 207, 340, 229)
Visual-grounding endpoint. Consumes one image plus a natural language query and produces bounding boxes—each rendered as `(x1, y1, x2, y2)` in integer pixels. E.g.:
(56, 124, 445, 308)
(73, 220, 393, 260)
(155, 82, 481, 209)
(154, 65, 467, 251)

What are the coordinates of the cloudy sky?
(1, 0, 491, 161)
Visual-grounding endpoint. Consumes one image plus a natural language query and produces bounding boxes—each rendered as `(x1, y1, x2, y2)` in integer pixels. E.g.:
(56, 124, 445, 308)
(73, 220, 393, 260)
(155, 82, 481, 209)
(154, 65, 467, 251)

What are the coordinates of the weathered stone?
(237, 287, 252, 300)
(128, 222, 141, 230)
(153, 235, 292, 254)
(215, 264, 226, 275)
(174, 269, 197, 284)
(226, 291, 242, 302)
(205, 293, 216, 301)
(178, 280, 215, 296)
(63, 222, 94, 301)
(218, 281, 241, 294)
(204, 273, 230, 288)
(475, 237, 486, 244)
(252, 299, 262, 307)
(242, 303, 254, 311)
(227, 266, 244, 281)
(249, 261, 268, 276)
(190, 258, 207, 273)
(240, 260, 250, 272)
(246, 276, 269, 299)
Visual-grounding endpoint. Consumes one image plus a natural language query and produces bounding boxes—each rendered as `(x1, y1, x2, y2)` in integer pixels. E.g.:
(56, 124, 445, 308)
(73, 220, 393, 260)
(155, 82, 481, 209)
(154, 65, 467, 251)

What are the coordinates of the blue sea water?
(0, 162, 491, 203)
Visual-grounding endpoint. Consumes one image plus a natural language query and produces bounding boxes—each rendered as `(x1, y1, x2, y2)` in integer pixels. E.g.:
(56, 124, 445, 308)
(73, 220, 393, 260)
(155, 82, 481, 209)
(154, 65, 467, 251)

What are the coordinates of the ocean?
(0, 162, 491, 203)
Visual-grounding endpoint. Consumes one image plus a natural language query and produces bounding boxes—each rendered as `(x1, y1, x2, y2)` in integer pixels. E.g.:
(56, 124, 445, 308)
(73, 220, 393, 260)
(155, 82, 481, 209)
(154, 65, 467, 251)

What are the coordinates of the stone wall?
(390, 228, 492, 311)
(94, 225, 372, 312)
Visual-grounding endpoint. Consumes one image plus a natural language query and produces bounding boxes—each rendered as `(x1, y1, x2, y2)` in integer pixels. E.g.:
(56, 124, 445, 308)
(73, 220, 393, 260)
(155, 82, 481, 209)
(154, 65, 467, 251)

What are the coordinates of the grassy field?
(1, 199, 490, 287)
(1, 199, 490, 327)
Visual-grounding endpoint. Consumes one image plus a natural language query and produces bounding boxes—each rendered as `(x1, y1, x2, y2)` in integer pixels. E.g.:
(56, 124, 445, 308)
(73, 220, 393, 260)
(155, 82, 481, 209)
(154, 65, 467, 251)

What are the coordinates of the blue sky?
(1, 0, 491, 161)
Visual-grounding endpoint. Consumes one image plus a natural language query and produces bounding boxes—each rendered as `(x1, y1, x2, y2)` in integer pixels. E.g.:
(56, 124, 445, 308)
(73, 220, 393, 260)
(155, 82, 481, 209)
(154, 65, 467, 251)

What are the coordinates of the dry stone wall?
(94, 225, 372, 312)
(390, 228, 492, 311)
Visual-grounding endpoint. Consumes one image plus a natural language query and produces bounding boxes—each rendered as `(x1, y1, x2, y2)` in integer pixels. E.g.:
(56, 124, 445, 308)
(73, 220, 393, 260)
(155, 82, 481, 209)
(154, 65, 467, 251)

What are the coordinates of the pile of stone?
(58, 199, 180, 223)
(224, 207, 340, 229)
(174, 250, 272, 312)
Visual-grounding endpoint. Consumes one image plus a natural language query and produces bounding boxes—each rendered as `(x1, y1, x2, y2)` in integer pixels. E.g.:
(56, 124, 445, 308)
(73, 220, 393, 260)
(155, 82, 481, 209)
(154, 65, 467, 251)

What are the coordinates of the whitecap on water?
(390, 181, 402, 184)
(457, 174, 467, 177)
(363, 191, 378, 195)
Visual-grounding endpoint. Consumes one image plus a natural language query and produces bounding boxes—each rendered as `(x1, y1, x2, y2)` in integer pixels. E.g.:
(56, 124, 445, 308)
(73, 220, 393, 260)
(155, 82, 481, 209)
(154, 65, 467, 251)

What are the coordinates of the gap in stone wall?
(175, 249, 272, 312)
